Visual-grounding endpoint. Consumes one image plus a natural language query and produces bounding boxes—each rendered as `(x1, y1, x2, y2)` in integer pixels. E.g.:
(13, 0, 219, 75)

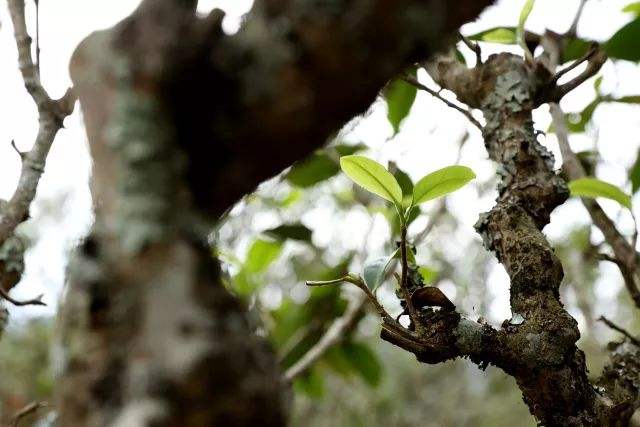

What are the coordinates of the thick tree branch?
(399, 35, 634, 422)
(157, 0, 495, 216)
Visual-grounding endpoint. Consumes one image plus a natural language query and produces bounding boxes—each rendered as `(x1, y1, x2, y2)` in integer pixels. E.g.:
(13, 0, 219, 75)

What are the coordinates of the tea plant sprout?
(307, 155, 475, 332)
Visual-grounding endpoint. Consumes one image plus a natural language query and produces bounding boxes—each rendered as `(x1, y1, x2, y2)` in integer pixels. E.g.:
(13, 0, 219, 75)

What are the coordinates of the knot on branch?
(0, 233, 26, 292)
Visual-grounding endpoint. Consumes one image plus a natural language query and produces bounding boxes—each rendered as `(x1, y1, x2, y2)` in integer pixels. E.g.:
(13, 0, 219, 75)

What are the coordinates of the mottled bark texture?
(57, 0, 493, 425)
(377, 52, 640, 426)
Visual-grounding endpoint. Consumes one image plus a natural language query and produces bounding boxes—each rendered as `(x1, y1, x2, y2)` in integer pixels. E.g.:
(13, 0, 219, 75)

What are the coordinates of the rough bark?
(376, 51, 640, 426)
(56, 0, 494, 425)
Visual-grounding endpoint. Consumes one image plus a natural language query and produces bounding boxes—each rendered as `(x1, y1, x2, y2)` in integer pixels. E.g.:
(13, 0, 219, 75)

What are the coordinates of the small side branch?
(599, 316, 640, 347)
(567, 0, 588, 38)
(1, 0, 77, 246)
(402, 75, 483, 130)
(399, 226, 422, 330)
(0, 287, 45, 307)
(306, 275, 392, 321)
(549, 46, 597, 85)
(284, 294, 365, 382)
(550, 103, 640, 308)
(545, 49, 607, 103)
(458, 31, 482, 66)
(11, 401, 49, 427)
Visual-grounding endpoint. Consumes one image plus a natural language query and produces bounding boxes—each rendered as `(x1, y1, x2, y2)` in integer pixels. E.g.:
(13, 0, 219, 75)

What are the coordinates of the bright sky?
(0, 0, 638, 330)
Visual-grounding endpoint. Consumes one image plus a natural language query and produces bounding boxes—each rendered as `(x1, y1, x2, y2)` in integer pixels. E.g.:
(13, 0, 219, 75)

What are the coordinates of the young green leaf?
(418, 266, 438, 283)
(517, 0, 536, 62)
(245, 238, 283, 273)
(468, 27, 517, 44)
(340, 155, 403, 207)
(363, 248, 400, 290)
(286, 153, 340, 188)
(384, 69, 417, 135)
(412, 165, 476, 207)
(568, 177, 632, 209)
(334, 142, 367, 156)
(623, 2, 640, 16)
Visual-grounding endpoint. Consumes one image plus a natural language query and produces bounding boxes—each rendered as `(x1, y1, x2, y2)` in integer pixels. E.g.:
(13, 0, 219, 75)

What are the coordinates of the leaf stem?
(399, 225, 422, 331)
(307, 275, 392, 321)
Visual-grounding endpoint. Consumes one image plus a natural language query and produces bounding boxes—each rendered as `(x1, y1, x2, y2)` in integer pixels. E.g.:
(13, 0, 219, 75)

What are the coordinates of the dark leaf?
(287, 153, 340, 188)
(294, 367, 325, 398)
(265, 223, 313, 242)
(384, 68, 417, 135)
(342, 342, 382, 387)
(562, 37, 592, 63)
(605, 17, 640, 62)
(454, 48, 467, 65)
(334, 142, 367, 156)
(630, 148, 640, 194)
(389, 162, 414, 208)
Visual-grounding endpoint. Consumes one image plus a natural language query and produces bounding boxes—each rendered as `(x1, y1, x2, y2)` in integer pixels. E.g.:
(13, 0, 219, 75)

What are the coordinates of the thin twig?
(399, 225, 422, 331)
(401, 75, 483, 130)
(10, 140, 25, 160)
(34, 0, 40, 74)
(551, 103, 640, 308)
(458, 31, 481, 66)
(598, 253, 622, 266)
(550, 46, 597, 85)
(277, 318, 322, 362)
(567, 0, 588, 38)
(284, 293, 365, 381)
(11, 401, 48, 427)
(0, 286, 45, 306)
(547, 49, 607, 102)
(545, 28, 640, 309)
(598, 316, 640, 347)
(307, 275, 392, 321)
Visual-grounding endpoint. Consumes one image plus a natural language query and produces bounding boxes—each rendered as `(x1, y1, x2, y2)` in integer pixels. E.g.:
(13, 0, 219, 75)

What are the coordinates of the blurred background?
(0, 0, 639, 425)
